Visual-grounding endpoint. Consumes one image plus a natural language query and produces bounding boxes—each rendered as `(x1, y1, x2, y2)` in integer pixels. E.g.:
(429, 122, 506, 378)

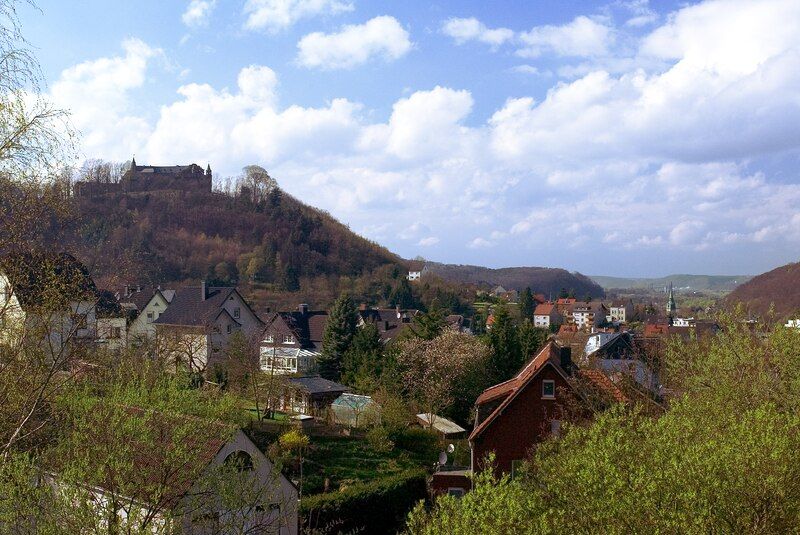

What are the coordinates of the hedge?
(301, 469, 428, 534)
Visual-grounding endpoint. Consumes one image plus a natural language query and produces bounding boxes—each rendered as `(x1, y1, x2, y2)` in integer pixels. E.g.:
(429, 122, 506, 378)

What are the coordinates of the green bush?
(301, 469, 427, 535)
(395, 428, 440, 461)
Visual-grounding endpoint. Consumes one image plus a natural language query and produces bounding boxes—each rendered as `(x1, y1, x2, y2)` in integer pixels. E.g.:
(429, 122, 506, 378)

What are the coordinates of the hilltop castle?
(74, 158, 213, 197)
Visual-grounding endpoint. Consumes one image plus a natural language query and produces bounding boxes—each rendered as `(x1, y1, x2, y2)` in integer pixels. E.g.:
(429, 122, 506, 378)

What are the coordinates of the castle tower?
(666, 282, 677, 325)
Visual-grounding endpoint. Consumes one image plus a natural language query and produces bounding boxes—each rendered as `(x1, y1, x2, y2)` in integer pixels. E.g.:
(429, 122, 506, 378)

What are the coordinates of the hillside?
(590, 274, 751, 292)
(67, 187, 402, 290)
(424, 262, 604, 299)
(723, 261, 800, 319)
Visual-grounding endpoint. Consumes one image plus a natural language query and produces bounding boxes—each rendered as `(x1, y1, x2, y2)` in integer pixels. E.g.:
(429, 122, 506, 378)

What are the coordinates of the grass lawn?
(302, 436, 429, 495)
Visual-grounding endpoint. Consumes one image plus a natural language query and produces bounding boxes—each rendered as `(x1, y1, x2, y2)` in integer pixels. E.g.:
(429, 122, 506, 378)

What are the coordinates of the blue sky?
(21, 0, 800, 277)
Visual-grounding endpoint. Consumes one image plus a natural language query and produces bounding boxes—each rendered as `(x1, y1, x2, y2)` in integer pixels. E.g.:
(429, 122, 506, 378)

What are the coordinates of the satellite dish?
(438, 451, 448, 466)
(447, 443, 455, 454)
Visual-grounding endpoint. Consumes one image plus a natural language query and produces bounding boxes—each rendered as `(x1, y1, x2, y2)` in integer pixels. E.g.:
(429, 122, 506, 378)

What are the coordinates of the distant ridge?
(590, 274, 751, 292)
(724, 261, 800, 319)
(425, 262, 604, 299)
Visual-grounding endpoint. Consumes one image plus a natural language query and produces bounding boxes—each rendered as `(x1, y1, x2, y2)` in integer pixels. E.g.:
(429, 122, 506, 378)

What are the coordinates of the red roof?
(644, 323, 670, 337)
(470, 342, 566, 441)
(534, 303, 555, 315)
(578, 369, 628, 404)
(556, 298, 576, 305)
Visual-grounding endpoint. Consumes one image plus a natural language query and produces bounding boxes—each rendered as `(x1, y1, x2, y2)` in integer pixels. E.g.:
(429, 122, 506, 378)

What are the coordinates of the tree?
(410, 301, 446, 340)
(238, 165, 278, 205)
(518, 287, 534, 321)
(390, 278, 415, 309)
(518, 320, 547, 362)
(319, 294, 357, 380)
(341, 322, 384, 389)
(396, 331, 491, 428)
(487, 304, 522, 383)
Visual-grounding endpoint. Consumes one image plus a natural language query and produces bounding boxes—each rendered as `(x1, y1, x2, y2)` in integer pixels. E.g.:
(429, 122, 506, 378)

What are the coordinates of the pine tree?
(488, 304, 522, 383)
(319, 294, 357, 380)
(342, 322, 384, 388)
(519, 287, 535, 321)
(518, 319, 547, 361)
(389, 278, 415, 309)
(411, 301, 446, 340)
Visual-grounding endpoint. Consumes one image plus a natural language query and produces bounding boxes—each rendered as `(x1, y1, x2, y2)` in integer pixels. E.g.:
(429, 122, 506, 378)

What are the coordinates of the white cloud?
(243, 0, 353, 33)
(60, 1, 800, 271)
(182, 0, 216, 28)
(518, 16, 614, 58)
(418, 236, 440, 246)
(441, 17, 514, 49)
(297, 16, 412, 69)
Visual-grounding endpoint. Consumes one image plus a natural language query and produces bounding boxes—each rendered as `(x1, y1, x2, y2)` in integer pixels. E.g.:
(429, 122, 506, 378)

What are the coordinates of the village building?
(357, 306, 420, 342)
(46, 408, 298, 534)
(260, 304, 326, 374)
(279, 376, 351, 418)
(607, 299, 633, 323)
(570, 301, 608, 330)
(533, 303, 562, 328)
(154, 283, 263, 373)
(406, 260, 427, 281)
(126, 287, 176, 344)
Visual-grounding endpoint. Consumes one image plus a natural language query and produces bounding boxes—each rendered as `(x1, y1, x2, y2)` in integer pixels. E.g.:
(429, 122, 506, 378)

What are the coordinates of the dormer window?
(542, 380, 555, 399)
(283, 334, 294, 344)
(264, 334, 274, 343)
(233, 307, 240, 319)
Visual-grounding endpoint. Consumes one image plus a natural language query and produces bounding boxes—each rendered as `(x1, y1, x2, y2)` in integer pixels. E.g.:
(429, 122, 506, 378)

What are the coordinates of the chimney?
(395, 304, 401, 319)
(559, 346, 573, 375)
(201, 281, 207, 301)
(123, 284, 129, 297)
(298, 304, 309, 314)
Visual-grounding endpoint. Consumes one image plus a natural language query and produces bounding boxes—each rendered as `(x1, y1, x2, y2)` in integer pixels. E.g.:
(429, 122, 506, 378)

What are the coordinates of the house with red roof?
(533, 303, 562, 329)
(432, 341, 635, 496)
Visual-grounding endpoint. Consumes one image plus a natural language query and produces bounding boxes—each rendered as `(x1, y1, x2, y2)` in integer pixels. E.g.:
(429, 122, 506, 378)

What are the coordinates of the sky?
(19, 0, 800, 277)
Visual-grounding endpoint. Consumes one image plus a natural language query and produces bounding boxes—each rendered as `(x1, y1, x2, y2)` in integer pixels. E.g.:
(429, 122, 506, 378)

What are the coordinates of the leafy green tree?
(487, 305, 522, 383)
(518, 287, 535, 321)
(319, 294, 357, 380)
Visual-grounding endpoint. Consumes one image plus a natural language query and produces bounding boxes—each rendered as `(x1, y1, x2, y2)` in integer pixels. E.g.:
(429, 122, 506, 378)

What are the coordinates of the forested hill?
(68, 187, 401, 289)
(723, 261, 800, 319)
(424, 262, 604, 299)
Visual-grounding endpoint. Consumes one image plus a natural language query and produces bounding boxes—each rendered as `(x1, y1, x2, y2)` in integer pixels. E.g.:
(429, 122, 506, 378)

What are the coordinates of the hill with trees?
(424, 262, 604, 300)
(590, 274, 750, 292)
(723, 261, 800, 319)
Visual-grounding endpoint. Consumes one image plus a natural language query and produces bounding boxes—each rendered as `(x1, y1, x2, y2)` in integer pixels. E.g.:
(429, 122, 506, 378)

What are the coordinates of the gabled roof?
(577, 369, 629, 404)
(154, 286, 258, 328)
(358, 308, 420, 341)
(263, 309, 328, 350)
(534, 303, 556, 316)
(471, 342, 568, 441)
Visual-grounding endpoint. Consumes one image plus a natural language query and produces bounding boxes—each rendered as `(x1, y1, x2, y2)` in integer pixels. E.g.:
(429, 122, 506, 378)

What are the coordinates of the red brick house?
(431, 340, 634, 496)
(470, 341, 575, 475)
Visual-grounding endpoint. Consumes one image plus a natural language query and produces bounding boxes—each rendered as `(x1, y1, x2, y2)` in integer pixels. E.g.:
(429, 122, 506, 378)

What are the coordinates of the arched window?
(224, 450, 254, 472)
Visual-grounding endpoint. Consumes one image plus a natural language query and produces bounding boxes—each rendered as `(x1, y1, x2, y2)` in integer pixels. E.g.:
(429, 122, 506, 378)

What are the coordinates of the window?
(233, 307, 240, 319)
(283, 334, 294, 344)
(226, 324, 232, 334)
(110, 327, 122, 339)
(447, 488, 465, 498)
(264, 334, 274, 343)
(542, 380, 555, 399)
(147, 312, 154, 321)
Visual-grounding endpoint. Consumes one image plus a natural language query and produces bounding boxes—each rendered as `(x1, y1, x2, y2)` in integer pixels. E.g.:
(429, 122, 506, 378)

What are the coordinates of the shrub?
(395, 428, 440, 461)
(301, 469, 427, 535)
(366, 425, 394, 454)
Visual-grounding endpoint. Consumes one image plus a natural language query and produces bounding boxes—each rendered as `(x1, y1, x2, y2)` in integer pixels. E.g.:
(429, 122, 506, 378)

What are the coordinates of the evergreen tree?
(518, 320, 548, 361)
(558, 287, 569, 299)
(342, 322, 384, 389)
(319, 294, 357, 380)
(488, 304, 522, 383)
(519, 287, 535, 321)
(410, 301, 446, 340)
(390, 278, 415, 309)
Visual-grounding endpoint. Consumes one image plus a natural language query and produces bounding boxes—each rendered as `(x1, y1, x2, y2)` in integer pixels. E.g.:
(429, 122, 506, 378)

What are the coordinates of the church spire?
(131, 155, 136, 168)
(666, 282, 677, 325)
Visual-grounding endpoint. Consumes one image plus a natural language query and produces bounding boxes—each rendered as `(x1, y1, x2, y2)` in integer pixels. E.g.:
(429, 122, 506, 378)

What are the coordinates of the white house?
(571, 301, 607, 330)
(407, 260, 427, 281)
(785, 319, 800, 329)
(127, 288, 175, 344)
(260, 305, 326, 375)
(533, 303, 562, 328)
(607, 300, 633, 324)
